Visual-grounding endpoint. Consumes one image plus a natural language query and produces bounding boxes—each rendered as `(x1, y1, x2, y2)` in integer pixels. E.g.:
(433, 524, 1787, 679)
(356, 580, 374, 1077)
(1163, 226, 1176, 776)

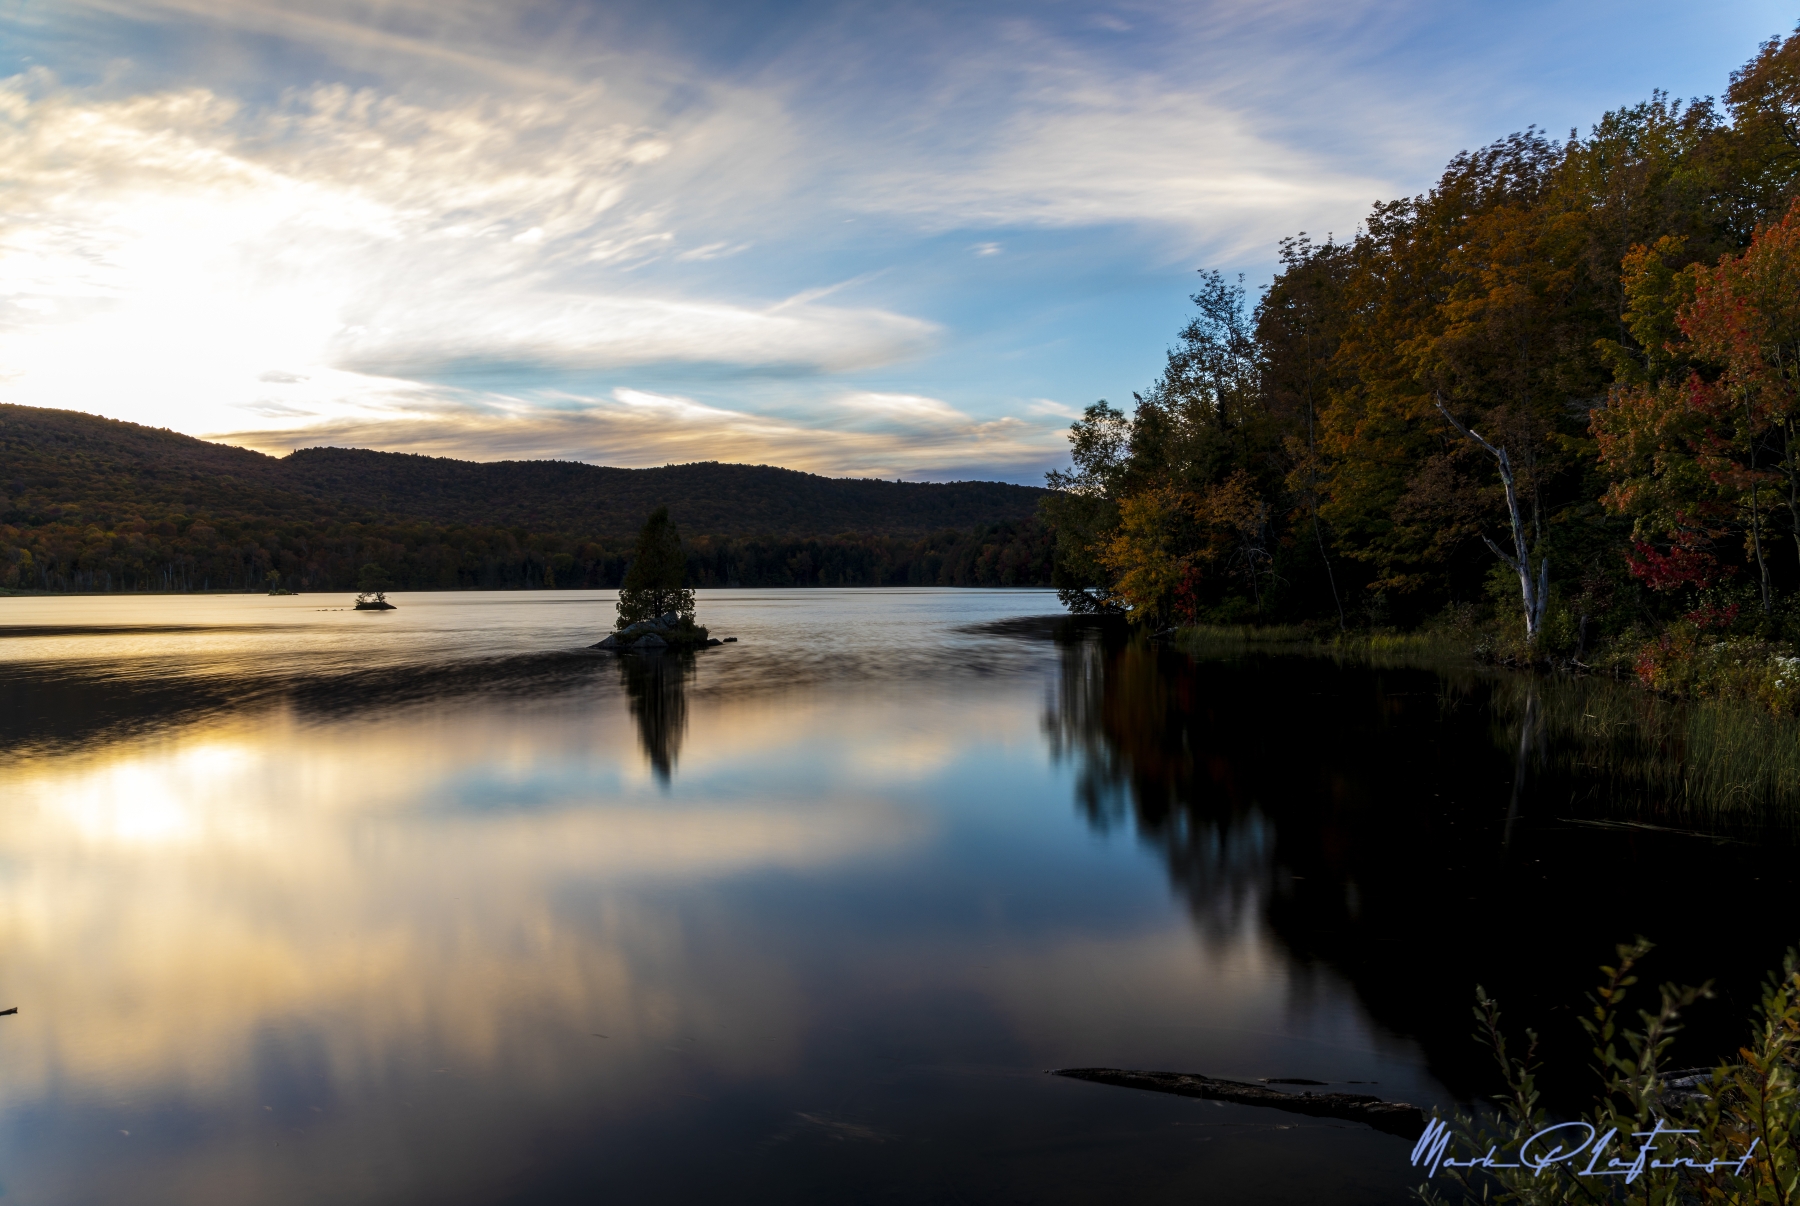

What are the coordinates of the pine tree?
(616, 507, 694, 629)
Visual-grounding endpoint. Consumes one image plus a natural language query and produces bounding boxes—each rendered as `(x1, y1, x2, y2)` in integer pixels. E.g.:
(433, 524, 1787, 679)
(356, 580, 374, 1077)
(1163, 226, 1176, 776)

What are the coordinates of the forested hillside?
(1047, 27, 1800, 706)
(0, 405, 1051, 593)
(279, 447, 1039, 537)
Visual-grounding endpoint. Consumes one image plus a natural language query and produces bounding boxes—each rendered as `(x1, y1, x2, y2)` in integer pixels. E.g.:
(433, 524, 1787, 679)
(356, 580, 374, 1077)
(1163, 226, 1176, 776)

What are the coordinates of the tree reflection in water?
(1044, 622, 1800, 1106)
(1044, 625, 1272, 948)
(619, 649, 694, 783)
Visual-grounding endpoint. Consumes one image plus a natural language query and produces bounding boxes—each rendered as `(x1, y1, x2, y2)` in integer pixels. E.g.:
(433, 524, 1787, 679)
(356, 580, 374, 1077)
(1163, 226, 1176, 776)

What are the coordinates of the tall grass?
(1174, 623, 1474, 669)
(1491, 674, 1800, 825)
(1175, 623, 1800, 827)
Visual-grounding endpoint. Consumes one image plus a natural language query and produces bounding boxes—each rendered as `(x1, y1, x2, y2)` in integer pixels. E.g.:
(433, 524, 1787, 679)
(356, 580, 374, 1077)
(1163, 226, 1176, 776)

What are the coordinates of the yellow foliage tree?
(1094, 472, 1274, 624)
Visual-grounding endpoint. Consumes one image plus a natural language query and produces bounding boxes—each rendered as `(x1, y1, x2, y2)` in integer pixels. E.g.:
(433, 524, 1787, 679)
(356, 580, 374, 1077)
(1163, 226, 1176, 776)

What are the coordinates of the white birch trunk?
(1434, 395, 1548, 644)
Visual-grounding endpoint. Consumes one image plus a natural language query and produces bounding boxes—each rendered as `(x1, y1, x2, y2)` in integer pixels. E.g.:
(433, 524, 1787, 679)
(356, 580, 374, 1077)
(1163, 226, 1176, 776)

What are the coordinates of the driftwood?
(1051, 1067, 1424, 1138)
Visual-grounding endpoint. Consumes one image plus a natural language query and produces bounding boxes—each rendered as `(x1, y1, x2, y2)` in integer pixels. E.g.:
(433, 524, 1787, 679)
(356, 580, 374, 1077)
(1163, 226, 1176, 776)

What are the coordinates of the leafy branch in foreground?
(1416, 939, 1800, 1205)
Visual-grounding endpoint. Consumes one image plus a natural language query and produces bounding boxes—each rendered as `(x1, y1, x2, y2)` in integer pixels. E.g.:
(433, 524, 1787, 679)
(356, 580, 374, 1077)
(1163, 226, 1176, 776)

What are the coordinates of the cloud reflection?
(0, 593, 1445, 1203)
(0, 704, 930, 1098)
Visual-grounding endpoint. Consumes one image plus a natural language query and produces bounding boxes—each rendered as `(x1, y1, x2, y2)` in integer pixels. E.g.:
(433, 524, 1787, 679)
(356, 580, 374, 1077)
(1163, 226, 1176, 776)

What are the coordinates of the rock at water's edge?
(635, 632, 669, 649)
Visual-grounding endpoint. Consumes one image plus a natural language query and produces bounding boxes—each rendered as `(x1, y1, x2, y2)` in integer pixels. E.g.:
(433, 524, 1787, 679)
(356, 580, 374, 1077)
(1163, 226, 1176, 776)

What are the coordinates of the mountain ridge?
(0, 404, 1057, 593)
(0, 404, 1047, 538)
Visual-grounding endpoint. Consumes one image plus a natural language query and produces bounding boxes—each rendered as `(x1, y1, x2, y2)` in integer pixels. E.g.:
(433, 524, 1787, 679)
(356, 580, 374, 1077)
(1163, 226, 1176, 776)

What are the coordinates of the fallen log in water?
(1050, 1067, 1424, 1138)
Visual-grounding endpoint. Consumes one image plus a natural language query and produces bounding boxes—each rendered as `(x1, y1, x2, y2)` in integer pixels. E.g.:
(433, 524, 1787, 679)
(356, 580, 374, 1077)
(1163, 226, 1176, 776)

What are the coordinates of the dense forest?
(1046, 27, 1800, 708)
(0, 405, 1052, 593)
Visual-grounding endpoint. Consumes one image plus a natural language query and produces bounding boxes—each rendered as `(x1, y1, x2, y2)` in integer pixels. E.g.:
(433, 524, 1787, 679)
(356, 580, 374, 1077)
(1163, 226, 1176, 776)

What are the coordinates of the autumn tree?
(1594, 198, 1800, 618)
(1047, 25, 1800, 638)
(1255, 234, 1352, 627)
(1045, 272, 1288, 625)
(1687, 197, 1800, 569)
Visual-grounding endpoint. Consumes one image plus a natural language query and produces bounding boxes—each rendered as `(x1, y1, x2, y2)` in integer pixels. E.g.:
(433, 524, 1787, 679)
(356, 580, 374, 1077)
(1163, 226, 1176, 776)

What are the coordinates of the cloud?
(32, 1, 1428, 263)
(835, 24, 1398, 258)
(675, 241, 752, 262)
(209, 385, 1069, 480)
(829, 390, 969, 429)
(0, 71, 937, 439)
(867, 95, 1385, 246)
(10, 0, 1591, 476)
(55, 0, 600, 92)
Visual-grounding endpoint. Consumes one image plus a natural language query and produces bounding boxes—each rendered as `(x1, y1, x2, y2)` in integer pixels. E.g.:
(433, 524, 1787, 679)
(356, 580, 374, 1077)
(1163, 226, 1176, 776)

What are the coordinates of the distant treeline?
(1, 512, 1054, 594)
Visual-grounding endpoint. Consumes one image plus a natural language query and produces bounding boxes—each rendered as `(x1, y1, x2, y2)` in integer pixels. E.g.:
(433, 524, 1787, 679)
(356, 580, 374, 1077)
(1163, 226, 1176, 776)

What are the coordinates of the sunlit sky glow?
(0, 1, 1790, 482)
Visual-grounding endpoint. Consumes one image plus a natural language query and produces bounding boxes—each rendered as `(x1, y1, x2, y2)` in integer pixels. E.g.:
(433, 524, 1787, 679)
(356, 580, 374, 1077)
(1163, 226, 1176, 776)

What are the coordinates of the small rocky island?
(590, 507, 729, 652)
(591, 611, 723, 651)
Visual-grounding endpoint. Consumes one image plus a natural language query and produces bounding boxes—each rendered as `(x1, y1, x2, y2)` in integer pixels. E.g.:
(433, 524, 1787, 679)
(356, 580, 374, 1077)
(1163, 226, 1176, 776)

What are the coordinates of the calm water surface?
(0, 590, 1794, 1205)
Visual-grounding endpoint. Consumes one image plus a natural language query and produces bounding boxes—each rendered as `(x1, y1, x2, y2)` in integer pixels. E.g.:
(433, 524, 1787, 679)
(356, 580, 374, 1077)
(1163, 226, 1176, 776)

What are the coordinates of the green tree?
(616, 507, 695, 629)
(1041, 401, 1131, 613)
(355, 562, 390, 603)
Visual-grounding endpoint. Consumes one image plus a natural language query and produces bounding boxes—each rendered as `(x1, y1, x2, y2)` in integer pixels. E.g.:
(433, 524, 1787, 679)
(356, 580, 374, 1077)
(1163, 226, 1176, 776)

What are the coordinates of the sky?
(0, 1, 1793, 484)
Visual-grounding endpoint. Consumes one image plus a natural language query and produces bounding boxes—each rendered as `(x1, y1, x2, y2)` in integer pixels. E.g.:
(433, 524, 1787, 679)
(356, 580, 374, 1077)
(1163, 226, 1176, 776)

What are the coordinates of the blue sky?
(0, 0, 1792, 483)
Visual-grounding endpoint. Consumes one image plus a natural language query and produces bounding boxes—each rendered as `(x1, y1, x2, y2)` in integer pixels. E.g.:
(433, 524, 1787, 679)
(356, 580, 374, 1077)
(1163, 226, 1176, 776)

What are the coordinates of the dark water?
(0, 590, 1792, 1205)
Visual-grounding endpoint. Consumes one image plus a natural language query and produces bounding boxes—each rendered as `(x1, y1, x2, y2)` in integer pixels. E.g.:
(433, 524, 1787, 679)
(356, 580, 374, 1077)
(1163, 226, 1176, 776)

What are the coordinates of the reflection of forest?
(1045, 629, 1272, 947)
(1046, 628, 1800, 1104)
(620, 650, 694, 783)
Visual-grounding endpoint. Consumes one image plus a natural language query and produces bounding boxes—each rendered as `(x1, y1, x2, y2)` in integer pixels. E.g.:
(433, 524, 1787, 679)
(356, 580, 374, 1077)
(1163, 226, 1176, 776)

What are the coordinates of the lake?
(0, 589, 1794, 1205)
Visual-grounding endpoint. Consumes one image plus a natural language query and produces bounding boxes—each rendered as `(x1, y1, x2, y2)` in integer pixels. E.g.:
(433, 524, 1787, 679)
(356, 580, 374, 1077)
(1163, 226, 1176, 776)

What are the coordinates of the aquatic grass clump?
(1173, 623, 1475, 669)
(1171, 624, 1319, 658)
(1177, 621, 1800, 824)
(1488, 674, 1800, 824)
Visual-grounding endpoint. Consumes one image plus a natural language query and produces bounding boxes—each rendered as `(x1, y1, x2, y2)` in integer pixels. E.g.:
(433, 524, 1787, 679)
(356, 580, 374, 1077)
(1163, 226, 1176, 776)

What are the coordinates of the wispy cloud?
(674, 241, 752, 262)
(9, 0, 1780, 480)
(211, 385, 1069, 481)
(0, 70, 934, 440)
(853, 87, 1390, 256)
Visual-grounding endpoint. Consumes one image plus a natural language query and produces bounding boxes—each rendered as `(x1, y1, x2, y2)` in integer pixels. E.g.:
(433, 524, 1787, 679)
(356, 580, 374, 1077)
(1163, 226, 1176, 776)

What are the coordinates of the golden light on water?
(0, 592, 1432, 1204)
(0, 701, 936, 1115)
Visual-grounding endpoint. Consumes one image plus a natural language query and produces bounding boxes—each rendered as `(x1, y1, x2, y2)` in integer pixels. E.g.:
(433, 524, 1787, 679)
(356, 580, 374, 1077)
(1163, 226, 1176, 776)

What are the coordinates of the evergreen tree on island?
(616, 507, 694, 628)
(592, 510, 726, 651)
